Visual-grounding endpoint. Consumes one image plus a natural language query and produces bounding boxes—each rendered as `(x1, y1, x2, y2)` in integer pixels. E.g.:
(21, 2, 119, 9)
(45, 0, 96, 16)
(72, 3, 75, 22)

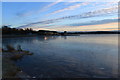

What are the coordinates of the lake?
(2, 34, 118, 78)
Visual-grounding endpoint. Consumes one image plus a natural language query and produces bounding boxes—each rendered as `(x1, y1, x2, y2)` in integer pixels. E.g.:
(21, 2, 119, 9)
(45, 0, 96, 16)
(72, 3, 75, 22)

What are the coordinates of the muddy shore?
(2, 45, 33, 79)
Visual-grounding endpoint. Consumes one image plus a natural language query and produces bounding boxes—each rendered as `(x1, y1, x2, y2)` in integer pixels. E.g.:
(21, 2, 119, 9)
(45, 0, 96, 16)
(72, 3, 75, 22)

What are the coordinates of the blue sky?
(2, 1, 119, 31)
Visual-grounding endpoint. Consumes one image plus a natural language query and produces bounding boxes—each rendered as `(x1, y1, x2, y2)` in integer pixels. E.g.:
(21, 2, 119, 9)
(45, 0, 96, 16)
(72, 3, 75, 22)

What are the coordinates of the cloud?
(16, 11, 34, 17)
(61, 6, 118, 19)
(46, 6, 118, 22)
(16, 0, 64, 17)
(39, 0, 64, 12)
(69, 0, 97, 2)
(18, 6, 118, 29)
(53, 22, 118, 31)
(67, 18, 118, 26)
(18, 19, 61, 28)
(46, 0, 64, 8)
(47, 2, 89, 16)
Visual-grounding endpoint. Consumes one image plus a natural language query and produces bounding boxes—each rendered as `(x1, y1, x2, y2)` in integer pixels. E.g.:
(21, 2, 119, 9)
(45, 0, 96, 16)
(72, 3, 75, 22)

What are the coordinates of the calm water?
(3, 34, 118, 78)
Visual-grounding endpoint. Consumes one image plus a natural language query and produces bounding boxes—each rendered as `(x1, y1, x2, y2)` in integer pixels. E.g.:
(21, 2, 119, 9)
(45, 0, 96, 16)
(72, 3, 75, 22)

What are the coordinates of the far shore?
(2, 33, 119, 38)
(1, 26, 119, 38)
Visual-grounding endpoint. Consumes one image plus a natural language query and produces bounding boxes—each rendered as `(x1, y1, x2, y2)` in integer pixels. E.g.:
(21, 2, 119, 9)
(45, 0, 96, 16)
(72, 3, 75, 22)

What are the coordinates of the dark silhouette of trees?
(38, 30, 59, 35)
(1, 25, 119, 36)
(64, 31, 67, 34)
(2, 26, 37, 35)
(1, 26, 59, 35)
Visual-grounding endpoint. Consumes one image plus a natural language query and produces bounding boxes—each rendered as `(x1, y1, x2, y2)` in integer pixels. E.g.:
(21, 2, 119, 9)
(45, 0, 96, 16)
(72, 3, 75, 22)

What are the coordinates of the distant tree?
(64, 31, 67, 34)
(2, 26, 9, 29)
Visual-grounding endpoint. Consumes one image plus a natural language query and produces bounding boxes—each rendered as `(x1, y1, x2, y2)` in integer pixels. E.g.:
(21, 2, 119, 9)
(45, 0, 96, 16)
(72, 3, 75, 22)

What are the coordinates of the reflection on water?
(3, 34, 118, 78)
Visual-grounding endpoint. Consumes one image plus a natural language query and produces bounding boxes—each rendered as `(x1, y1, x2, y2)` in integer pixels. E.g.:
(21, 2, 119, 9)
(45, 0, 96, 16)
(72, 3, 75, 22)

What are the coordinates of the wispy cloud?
(47, 2, 89, 16)
(46, 6, 118, 22)
(69, 6, 118, 19)
(39, 0, 64, 12)
(46, 0, 64, 8)
(18, 6, 118, 29)
(53, 22, 118, 31)
(16, 0, 64, 17)
(18, 19, 61, 28)
(69, 0, 97, 2)
(67, 18, 118, 26)
(16, 11, 34, 17)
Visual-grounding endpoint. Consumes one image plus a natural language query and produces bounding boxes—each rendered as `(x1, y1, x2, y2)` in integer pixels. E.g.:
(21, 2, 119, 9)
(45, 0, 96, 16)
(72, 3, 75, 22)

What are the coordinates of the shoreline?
(1, 33, 119, 38)
(2, 45, 33, 79)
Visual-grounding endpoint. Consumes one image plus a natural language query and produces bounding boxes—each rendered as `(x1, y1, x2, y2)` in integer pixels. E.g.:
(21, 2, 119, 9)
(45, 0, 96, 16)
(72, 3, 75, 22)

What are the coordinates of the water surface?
(3, 34, 118, 78)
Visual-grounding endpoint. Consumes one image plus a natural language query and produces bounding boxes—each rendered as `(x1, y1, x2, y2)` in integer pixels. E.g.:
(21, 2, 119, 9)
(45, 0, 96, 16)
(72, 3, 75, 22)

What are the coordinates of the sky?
(2, 1, 119, 31)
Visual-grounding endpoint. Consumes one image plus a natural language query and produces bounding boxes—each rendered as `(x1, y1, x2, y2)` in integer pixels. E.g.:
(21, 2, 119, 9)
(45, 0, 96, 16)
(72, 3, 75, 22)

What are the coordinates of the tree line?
(1, 25, 119, 35)
(1, 26, 37, 35)
(1, 26, 60, 35)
